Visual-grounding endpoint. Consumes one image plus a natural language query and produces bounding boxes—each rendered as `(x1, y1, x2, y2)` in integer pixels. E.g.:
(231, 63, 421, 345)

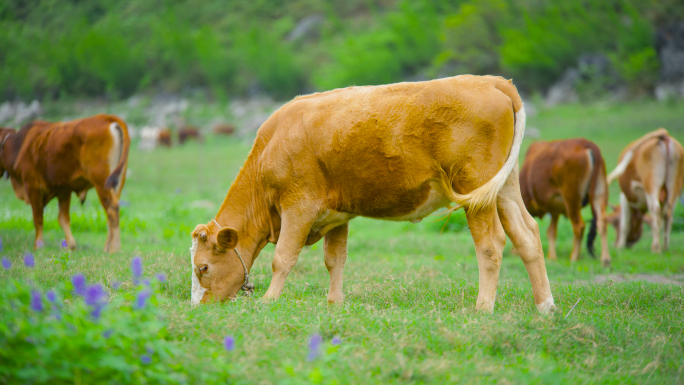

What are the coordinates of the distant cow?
(178, 126, 202, 145)
(607, 128, 684, 253)
(520, 139, 611, 266)
(0, 114, 130, 252)
(158, 128, 172, 147)
(189, 75, 556, 313)
(213, 124, 235, 136)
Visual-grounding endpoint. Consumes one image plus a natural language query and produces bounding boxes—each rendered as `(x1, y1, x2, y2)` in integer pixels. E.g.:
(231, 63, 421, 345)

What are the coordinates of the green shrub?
(0, 257, 232, 383)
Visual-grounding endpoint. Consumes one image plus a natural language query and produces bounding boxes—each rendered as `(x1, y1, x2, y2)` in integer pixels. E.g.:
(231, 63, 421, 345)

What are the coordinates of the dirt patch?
(593, 273, 684, 285)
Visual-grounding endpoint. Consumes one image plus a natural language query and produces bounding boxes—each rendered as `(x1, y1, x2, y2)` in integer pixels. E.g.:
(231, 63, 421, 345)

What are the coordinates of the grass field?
(1, 99, 684, 383)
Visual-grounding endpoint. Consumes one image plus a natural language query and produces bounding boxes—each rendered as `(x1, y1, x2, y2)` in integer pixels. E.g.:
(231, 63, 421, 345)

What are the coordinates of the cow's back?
(14, 114, 126, 190)
(520, 138, 597, 216)
(256, 75, 518, 217)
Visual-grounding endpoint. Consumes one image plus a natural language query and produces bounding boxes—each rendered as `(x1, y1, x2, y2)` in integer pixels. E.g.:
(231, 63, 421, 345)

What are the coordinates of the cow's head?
(606, 205, 646, 247)
(190, 223, 247, 305)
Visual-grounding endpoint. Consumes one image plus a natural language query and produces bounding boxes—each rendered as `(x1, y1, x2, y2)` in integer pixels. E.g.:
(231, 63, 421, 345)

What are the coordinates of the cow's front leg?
(27, 188, 45, 249)
(263, 205, 319, 301)
(57, 193, 77, 249)
(466, 206, 505, 313)
(324, 222, 349, 304)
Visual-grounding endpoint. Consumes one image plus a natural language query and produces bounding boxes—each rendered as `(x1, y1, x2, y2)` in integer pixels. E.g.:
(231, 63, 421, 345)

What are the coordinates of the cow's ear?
(217, 228, 238, 250)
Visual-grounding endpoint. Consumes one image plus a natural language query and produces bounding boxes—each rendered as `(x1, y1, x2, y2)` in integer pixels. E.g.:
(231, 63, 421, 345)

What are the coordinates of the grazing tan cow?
(607, 128, 684, 253)
(519, 139, 611, 266)
(0, 114, 130, 252)
(189, 75, 556, 313)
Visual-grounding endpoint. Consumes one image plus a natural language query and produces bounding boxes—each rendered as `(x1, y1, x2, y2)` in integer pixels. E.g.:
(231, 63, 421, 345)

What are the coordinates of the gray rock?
(545, 68, 580, 106)
(286, 14, 324, 42)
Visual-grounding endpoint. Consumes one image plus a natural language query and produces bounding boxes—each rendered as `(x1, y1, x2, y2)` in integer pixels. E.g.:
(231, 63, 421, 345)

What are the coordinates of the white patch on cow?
(108, 122, 123, 194)
(190, 238, 207, 306)
(579, 149, 594, 199)
(536, 296, 556, 314)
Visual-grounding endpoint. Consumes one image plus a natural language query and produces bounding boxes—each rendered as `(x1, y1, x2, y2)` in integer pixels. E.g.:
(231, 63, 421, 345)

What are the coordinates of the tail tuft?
(586, 215, 597, 259)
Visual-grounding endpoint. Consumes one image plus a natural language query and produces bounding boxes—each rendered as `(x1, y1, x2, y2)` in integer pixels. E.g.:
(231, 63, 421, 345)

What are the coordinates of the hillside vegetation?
(1, 0, 683, 100)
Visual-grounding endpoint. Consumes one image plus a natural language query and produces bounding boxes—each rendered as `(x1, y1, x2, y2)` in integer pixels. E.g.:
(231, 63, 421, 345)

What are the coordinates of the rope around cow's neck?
(212, 218, 253, 292)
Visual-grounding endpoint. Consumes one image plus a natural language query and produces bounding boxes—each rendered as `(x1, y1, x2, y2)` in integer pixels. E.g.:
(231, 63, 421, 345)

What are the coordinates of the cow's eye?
(199, 264, 208, 274)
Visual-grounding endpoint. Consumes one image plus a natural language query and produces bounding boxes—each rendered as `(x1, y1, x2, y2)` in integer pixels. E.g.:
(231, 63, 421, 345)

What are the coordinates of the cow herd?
(519, 129, 683, 268)
(1, 75, 682, 312)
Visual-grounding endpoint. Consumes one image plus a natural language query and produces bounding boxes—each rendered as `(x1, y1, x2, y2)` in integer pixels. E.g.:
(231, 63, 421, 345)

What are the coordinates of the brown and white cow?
(0, 114, 130, 252)
(189, 75, 556, 313)
(519, 139, 611, 266)
(607, 128, 684, 253)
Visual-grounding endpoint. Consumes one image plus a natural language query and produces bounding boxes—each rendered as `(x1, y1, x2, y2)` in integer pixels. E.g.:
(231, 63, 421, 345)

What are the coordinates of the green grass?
(1, 100, 684, 383)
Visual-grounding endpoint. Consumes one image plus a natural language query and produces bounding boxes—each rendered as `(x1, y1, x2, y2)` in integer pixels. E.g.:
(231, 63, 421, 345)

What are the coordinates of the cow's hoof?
(536, 297, 556, 314)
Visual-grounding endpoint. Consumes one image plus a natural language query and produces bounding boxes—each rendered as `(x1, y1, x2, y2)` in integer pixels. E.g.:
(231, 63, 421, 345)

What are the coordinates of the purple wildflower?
(140, 355, 151, 364)
(36, 240, 44, 248)
(85, 284, 105, 306)
(30, 290, 43, 312)
(136, 290, 151, 309)
(61, 239, 68, 248)
(332, 336, 342, 345)
(103, 329, 113, 339)
(131, 256, 143, 279)
(46, 290, 57, 303)
(307, 334, 323, 361)
(23, 253, 35, 268)
(2, 257, 10, 270)
(112, 281, 121, 290)
(85, 284, 107, 319)
(224, 336, 235, 352)
(156, 273, 166, 282)
(142, 278, 150, 287)
(72, 274, 87, 296)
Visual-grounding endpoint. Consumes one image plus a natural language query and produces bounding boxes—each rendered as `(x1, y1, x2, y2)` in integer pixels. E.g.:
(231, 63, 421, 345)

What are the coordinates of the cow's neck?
(0, 130, 22, 177)
(213, 143, 274, 270)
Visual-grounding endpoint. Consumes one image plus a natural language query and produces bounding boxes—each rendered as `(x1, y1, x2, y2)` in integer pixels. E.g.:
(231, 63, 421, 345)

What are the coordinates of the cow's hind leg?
(467, 206, 505, 312)
(27, 188, 45, 249)
(645, 192, 662, 253)
(94, 186, 121, 253)
(57, 193, 77, 249)
(497, 167, 555, 313)
(563, 193, 585, 262)
(263, 204, 319, 301)
(324, 223, 349, 304)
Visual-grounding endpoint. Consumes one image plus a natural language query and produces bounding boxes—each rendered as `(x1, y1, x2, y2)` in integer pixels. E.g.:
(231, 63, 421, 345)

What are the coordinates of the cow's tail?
(104, 119, 131, 194)
(585, 146, 601, 259)
(440, 78, 525, 213)
(607, 128, 669, 184)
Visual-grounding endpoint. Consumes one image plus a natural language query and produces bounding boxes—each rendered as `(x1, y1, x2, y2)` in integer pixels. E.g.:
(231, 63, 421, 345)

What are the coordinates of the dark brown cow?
(607, 128, 684, 252)
(520, 138, 611, 266)
(178, 126, 202, 145)
(0, 114, 130, 252)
